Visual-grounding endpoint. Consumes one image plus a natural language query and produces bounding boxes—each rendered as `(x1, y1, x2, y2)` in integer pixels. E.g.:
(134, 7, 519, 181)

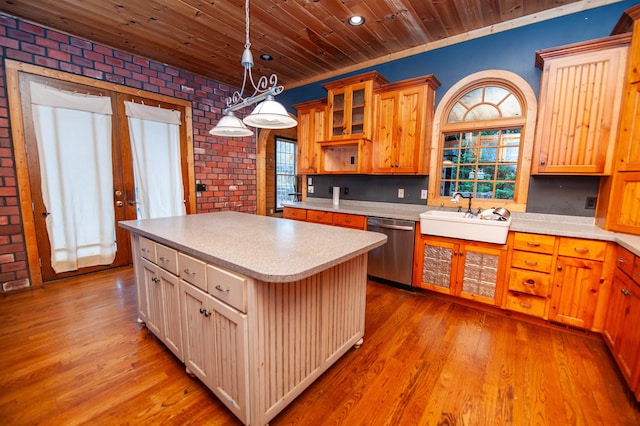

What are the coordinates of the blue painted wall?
(277, 0, 638, 217)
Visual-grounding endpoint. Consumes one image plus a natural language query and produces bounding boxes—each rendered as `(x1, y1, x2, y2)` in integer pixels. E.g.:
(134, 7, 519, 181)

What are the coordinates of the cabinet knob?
(621, 288, 631, 296)
(540, 160, 546, 165)
(151, 276, 159, 283)
(557, 265, 563, 271)
(523, 279, 536, 287)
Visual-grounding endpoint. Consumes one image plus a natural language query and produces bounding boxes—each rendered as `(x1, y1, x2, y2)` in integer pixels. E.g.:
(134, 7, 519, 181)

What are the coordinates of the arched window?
(428, 70, 537, 212)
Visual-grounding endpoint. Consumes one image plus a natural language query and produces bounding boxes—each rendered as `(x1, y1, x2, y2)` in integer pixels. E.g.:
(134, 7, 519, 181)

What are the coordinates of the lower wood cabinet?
(548, 238, 610, 331)
(603, 247, 640, 401)
(140, 256, 183, 361)
(180, 280, 249, 424)
(413, 233, 507, 307)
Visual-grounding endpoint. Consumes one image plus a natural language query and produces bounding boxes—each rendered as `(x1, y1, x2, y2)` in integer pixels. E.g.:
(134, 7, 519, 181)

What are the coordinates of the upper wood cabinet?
(323, 71, 388, 141)
(532, 34, 630, 175)
(372, 75, 440, 174)
(294, 99, 326, 174)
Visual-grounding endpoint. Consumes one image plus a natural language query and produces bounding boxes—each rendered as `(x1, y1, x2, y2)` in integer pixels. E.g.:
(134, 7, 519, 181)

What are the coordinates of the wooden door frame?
(6, 60, 196, 287)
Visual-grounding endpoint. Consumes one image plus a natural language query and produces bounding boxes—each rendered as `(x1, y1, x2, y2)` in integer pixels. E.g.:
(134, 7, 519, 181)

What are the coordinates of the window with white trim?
(428, 71, 537, 212)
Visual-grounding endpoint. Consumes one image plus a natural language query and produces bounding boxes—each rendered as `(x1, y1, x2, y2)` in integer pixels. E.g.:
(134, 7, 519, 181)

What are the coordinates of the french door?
(19, 73, 189, 282)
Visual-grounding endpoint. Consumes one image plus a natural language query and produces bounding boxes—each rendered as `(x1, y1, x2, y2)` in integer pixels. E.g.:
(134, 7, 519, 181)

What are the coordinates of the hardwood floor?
(1, 266, 638, 425)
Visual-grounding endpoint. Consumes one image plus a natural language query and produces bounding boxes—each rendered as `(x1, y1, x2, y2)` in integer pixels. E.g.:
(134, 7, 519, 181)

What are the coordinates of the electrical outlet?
(398, 188, 404, 198)
(585, 196, 597, 209)
(308, 185, 314, 194)
(307, 177, 313, 185)
(420, 190, 428, 200)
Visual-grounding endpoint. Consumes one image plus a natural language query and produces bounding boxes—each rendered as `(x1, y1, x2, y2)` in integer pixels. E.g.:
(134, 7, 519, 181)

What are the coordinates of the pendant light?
(209, 0, 297, 137)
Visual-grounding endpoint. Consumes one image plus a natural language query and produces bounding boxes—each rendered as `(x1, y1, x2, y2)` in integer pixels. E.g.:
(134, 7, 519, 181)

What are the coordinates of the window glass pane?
(275, 138, 298, 210)
(495, 182, 515, 200)
(447, 103, 466, 123)
(459, 88, 483, 107)
(466, 104, 500, 121)
(484, 86, 509, 104)
(499, 94, 522, 117)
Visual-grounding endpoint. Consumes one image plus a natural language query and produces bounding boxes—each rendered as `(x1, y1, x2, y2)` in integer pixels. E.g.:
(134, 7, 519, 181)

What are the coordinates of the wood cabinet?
(505, 232, 556, 319)
(548, 237, 610, 330)
(139, 252, 183, 361)
(413, 233, 507, 306)
(603, 246, 640, 401)
(180, 280, 249, 423)
(372, 75, 439, 174)
(532, 34, 629, 175)
(283, 206, 366, 230)
(323, 71, 388, 141)
(318, 138, 372, 174)
(294, 99, 326, 174)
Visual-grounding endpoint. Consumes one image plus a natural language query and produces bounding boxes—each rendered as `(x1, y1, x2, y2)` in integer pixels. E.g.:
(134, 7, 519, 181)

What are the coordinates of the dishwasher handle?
(368, 223, 415, 231)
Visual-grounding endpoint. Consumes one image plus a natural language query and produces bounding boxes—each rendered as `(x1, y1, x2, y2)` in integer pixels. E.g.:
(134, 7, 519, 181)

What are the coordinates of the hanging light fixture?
(209, 0, 297, 137)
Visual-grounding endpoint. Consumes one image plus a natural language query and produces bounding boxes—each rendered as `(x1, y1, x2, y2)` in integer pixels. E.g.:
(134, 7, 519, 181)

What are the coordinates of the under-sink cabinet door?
(458, 244, 506, 306)
(415, 238, 457, 294)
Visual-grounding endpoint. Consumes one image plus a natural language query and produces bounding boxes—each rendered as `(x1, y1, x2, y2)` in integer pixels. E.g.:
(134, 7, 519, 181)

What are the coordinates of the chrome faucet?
(451, 192, 473, 214)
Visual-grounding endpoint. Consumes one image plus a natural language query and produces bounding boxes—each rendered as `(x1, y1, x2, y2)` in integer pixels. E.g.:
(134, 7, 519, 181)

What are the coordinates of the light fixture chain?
(245, 0, 250, 49)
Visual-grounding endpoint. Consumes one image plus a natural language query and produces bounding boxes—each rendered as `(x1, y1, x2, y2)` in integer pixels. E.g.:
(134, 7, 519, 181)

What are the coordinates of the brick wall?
(0, 14, 257, 291)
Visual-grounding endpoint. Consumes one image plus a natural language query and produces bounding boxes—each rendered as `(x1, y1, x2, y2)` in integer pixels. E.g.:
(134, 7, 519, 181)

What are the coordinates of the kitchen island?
(119, 211, 386, 426)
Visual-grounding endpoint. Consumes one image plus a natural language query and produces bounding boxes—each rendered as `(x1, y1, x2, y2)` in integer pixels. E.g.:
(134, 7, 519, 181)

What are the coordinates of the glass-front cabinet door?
(328, 82, 369, 140)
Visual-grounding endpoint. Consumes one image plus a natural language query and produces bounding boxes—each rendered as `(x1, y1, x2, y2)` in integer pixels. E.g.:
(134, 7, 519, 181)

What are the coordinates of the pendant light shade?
(243, 95, 298, 129)
(209, 111, 253, 137)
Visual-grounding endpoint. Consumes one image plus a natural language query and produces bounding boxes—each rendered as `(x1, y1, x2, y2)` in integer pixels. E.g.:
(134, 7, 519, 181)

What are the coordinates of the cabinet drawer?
(505, 291, 547, 318)
(139, 237, 156, 262)
(558, 238, 607, 261)
(616, 245, 635, 277)
(178, 253, 207, 291)
(207, 265, 247, 313)
(306, 209, 333, 224)
(512, 233, 556, 254)
(333, 213, 366, 229)
(155, 244, 178, 275)
(283, 207, 307, 221)
(511, 251, 552, 273)
(508, 268, 550, 296)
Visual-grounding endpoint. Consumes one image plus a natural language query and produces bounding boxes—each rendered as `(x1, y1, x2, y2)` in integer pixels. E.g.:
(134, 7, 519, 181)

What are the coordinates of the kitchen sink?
(419, 210, 511, 244)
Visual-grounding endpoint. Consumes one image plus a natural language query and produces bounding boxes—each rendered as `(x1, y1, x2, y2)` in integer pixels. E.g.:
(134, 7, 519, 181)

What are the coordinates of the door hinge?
(38, 257, 42, 267)
(31, 202, 34, 212)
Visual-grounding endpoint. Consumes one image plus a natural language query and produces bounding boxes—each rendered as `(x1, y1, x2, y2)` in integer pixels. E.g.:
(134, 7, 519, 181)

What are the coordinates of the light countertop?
(119, 211, 387, 283)
(284, 199, 640, 257)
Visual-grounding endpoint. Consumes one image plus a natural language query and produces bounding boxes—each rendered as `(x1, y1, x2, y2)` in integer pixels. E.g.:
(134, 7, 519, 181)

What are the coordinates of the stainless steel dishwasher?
(367, 217, 415, 287)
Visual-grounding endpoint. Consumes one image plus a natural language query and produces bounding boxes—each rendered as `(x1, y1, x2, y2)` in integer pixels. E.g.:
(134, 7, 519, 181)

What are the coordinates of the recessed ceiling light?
(260, 54, 273, 61)
(348, 15, 365, 26)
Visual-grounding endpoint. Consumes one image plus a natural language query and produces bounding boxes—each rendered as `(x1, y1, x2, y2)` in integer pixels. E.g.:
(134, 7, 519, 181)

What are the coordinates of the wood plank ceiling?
(0, 0, 624, 89)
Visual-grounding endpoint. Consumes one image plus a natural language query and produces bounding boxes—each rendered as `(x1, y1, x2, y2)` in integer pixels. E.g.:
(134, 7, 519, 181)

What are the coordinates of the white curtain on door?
(124, 102, 185, 220)
(29, 81, 115, 273)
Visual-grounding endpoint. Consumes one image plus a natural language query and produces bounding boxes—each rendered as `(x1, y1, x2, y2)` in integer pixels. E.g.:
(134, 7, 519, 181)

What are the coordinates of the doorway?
(8, 62, 195, 285)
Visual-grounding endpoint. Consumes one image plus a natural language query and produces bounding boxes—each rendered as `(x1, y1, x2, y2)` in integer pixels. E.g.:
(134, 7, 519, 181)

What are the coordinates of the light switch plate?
(308, 185, 314, 194)
(421, 190, 428, 199)
(398, 188, 404, 198)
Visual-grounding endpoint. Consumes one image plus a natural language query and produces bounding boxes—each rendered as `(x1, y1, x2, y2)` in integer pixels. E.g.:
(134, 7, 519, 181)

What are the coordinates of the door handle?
(42, 211, 51, 217)
(127, 200, 138, 205)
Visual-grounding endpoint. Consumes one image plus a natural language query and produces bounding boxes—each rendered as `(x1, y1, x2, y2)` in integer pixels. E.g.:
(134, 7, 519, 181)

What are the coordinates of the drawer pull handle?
(159, 256, 168, 262)
(215, 284, 230, 294)
(617, 257, 629, 264)
(574, 247, 589, 253)
(519, 302, 532, 308)
(151, 276, 159, 283)
(141, 248, 149, 253)
(523, 279, 536, 287)
(622, 288, 631, 296)
(183, 268, 196, 276)
(524, 260, 538, 266)
(527, 242, 540, 247)
(199, 307, 211, 317)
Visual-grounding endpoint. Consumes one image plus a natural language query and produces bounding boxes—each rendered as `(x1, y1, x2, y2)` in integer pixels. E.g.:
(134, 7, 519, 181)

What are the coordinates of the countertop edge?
(284, 200, 640, 256)
(119, 213, 387, 283)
